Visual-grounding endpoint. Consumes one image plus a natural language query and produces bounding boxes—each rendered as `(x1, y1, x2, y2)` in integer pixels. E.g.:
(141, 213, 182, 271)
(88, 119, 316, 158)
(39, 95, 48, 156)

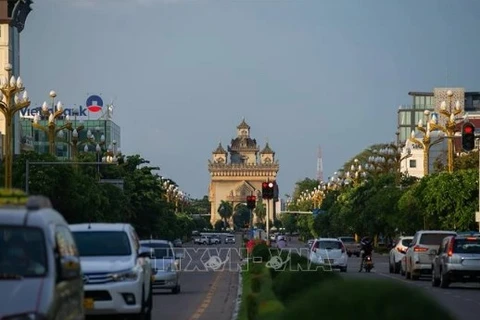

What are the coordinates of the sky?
(19, 0, 480, 199)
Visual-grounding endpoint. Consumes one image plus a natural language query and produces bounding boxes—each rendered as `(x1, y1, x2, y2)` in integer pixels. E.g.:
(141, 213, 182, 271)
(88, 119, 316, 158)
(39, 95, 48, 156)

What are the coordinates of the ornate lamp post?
(0, 63, 30, 189)
(429, 90, 463, 173)
(101, 140, 121, 164)
(409, 111, 444, 176)
(32, 92, 72, 155)
(344, 158, 366, 185)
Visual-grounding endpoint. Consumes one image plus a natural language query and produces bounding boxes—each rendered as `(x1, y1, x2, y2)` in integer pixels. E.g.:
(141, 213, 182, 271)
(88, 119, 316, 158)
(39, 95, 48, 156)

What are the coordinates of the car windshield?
(73, 231, 132, 256)
(454, 238, 480, 254)
(140, 243, 174, 258)
(401, 239, 412, 247)
(0, 226, 48, 277)
(340, 237, 355, 243)
(419, 233, 455, 245)
(316, 241, 342, 250)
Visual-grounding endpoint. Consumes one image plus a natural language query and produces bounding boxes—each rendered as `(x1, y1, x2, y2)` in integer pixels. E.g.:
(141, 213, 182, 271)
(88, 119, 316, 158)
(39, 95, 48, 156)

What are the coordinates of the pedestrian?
(277, 236, 287, 249)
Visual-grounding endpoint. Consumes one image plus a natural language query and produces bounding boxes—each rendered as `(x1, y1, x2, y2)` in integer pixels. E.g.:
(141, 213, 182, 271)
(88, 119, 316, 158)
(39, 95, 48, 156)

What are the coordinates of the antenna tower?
(316, 146, 324, 182)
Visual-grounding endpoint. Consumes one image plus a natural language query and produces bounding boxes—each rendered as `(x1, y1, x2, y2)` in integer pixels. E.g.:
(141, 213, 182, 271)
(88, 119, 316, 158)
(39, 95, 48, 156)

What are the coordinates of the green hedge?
(280, 278, 455, 320)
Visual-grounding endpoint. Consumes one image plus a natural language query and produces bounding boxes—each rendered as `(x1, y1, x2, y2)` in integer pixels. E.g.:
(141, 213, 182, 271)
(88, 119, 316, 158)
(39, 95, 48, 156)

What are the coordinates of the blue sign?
(86, 95, 103, 113)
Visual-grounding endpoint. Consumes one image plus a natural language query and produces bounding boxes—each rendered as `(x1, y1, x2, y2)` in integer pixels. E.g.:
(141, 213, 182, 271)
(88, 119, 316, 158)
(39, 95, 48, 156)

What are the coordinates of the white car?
(389, 236, 413, 274)
(70, 223, 153, 319)
(140, 239, 182, 294)
(309, 238, 348, 272)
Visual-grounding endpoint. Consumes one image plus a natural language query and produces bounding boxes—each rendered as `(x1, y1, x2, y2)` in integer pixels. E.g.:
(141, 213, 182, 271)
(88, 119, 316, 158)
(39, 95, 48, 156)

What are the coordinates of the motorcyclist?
(358, 236, 373, 272)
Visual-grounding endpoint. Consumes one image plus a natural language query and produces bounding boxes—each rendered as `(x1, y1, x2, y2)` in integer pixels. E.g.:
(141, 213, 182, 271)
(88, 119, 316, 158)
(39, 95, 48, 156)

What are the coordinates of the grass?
(238, 264, 285, 320)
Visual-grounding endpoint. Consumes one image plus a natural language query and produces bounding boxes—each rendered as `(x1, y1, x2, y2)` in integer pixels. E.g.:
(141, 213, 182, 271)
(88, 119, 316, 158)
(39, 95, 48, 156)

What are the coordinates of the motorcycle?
(363, 254, 374, 272)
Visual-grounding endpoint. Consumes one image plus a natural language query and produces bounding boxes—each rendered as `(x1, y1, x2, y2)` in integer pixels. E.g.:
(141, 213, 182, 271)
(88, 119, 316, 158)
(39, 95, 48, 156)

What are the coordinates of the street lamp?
(0, 63, 30, 189)
(101, 140, 121, 164)
(344, 159, 366, 185)
(32, 92, 72, 155)
(409, 111, 444, 176)
(429, 90, 463, 173)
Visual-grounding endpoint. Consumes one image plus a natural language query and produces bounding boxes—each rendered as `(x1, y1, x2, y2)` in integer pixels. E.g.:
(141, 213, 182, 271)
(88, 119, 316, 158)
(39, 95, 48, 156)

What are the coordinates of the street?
(346, 255, 480, 320)
(151, 238, 242, 320)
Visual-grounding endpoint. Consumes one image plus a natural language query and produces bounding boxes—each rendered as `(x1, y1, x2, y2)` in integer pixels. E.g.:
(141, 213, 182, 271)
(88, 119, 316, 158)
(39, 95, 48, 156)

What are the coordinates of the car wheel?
(172, 285, 181, 294)
(340, 267, 347, 273)
(347, 253, 352, 257)
(394, 261, 401, 274)
(432, 268, 440, 287)
(389, 261, 394, 273)
(440, 271, 450, 288)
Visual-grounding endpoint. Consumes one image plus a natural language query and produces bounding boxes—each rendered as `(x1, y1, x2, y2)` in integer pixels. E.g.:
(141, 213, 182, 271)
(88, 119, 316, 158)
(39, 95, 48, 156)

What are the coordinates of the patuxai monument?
(208, 119, 279, 227)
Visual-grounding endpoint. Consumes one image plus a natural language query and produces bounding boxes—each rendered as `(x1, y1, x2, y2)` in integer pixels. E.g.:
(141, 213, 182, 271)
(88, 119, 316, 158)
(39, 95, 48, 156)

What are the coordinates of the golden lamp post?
(429, 90, 463, 173)
(409, 111, 444, 176)
(344, 158, 366, 185)
(0, 63, 31, 189)
(101, 140, 121, 164)
(32, 92, 73, 155)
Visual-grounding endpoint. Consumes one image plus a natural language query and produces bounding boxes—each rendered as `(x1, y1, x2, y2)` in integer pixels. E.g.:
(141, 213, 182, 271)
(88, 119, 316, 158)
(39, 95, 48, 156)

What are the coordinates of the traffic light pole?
(266, 199, 270, 245)
(249, 208, 254, 239)
(477, 138, 480, 232)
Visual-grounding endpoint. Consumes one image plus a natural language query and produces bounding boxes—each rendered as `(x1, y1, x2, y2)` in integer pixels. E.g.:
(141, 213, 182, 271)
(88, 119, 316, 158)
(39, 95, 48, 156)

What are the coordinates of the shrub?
(248, 262, 265, 275)
(246, 293, 258, 320)
(250, 274, 262, 293)
(258, 299, 284, 320)
(281, 278, 455, 320)
(272, 269, 339, 305)
(252, 242, 270, 262)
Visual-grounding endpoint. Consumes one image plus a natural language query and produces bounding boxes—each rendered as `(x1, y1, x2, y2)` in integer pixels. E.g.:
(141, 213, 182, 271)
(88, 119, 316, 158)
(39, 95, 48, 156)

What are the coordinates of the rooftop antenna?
(316, 146, 324, 182)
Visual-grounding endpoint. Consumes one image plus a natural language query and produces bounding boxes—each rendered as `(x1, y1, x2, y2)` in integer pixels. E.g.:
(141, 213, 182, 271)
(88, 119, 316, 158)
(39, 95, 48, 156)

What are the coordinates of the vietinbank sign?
(20, 95, 104, 118)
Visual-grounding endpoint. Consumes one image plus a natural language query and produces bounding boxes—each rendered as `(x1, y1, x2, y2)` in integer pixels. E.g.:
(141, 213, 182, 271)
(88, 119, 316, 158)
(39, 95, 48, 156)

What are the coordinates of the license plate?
(324, 259, 333, 264)
(83, 298, 94, 310)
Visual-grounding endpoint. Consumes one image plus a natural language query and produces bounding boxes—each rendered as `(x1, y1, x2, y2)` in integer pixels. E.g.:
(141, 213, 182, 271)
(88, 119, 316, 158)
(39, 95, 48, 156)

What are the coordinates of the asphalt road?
(151, 237, 242, 320)
(344, 254, 480, 320)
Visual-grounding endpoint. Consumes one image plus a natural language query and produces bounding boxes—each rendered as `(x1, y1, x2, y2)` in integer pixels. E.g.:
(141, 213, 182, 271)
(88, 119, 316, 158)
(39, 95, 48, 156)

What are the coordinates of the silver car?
(140, 239, 183, 294)
(432, 234, 480, 288)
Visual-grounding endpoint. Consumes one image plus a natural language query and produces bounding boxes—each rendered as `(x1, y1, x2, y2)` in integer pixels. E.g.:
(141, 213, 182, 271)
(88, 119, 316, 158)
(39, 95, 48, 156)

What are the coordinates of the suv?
(0, 195, 84, 320)
(225, 235, 236, 244)
(194, 235, 211, 245)
(432, 234, 480, 288)
(70, 223, 153, 319)
(404, 230, 456, 280)
(140, 239, 183, 294)
(338, 236, 361, 257)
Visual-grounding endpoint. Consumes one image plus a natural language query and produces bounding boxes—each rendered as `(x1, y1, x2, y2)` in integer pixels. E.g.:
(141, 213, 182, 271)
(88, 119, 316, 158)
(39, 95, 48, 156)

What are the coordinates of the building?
(398, 87, 480, 177)
(20, 118, 121, 159)
(0, 0, 33, 156)
(208, 119, 279, 227)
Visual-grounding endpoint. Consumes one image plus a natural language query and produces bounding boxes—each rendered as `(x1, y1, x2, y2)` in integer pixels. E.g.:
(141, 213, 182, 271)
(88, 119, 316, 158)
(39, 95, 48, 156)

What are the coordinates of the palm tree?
(217, 200, 233, 228)
(254, 199, 266, 223)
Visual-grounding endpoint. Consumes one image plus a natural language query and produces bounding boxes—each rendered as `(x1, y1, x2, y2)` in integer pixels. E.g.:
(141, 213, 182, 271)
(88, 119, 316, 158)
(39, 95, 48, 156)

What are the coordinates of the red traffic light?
(464, 125, 474, 134)
(262, 182, 268, 188)
(247, 195, 256, 202)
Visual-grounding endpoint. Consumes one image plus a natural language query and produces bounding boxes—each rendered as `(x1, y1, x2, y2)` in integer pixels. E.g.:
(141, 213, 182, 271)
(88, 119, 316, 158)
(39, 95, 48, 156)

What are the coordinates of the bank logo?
(86, 95, 103, 113)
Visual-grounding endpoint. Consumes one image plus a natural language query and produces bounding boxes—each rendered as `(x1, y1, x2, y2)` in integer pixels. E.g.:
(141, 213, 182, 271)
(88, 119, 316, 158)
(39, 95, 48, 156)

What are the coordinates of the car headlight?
(4, 313, 45, 320)
(111, 267, 140, 282)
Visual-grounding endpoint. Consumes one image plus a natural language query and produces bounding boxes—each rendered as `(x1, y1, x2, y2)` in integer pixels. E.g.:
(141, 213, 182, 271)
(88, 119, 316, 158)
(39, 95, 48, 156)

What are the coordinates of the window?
(0, 226, 48, 277)
(315, 241, 342, 250)
(73, 231, 132, 256)
(454, 238, 480, 254)
(340, 237, 355, 243)
(419, 233, 456, 245)
(409, 160, 417, 168)
(140, 243, 174, 258)
(401, 239, 412, 247)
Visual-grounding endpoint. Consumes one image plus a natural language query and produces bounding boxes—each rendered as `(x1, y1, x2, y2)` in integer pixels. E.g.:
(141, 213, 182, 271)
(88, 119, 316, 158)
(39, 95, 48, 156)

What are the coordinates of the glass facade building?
(19, 118, 121, 159)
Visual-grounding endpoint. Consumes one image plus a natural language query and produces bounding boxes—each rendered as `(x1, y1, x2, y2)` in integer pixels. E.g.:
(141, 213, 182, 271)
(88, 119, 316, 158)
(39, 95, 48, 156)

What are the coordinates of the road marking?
(189, 272, 223, 320)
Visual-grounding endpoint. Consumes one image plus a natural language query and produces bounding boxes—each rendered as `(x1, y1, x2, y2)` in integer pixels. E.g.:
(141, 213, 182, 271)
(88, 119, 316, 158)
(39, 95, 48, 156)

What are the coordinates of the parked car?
(140, 239, 183, 294)
(338, 236, 361, 257)
(306, 239, 315, 248)
(389, 236, 413, 273)
(209, 235, 221, 244)
(0, 195, 84, 320)
(70, 223, 153, 319)
(432, 234, 480, 288)
(194, 236, 211, 245)
(309, 238, 348, 272)
(404, 230, 456, 280)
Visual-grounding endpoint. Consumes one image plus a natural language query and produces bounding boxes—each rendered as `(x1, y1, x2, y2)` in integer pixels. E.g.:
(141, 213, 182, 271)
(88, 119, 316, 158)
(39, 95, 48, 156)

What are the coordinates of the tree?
(254, 198, 266, 224)
(233, 203, 251, 228)
(280, 213, 297, 234)
(217, 200, 233, 228)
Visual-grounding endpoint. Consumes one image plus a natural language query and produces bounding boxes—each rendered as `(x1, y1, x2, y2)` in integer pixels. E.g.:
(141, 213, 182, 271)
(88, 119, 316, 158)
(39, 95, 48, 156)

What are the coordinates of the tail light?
(366, 256, 371, 261)
(396, 247, 406, 254)
(413, 245, 428, 252)
(447, 238, 455, 257)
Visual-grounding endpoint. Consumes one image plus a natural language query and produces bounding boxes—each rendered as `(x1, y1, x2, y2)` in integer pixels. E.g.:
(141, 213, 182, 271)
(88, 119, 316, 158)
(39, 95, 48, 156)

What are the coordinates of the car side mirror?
(58, 256, 81, 281)
(175, 252, 184, 259)
(138, 247, 153, 259)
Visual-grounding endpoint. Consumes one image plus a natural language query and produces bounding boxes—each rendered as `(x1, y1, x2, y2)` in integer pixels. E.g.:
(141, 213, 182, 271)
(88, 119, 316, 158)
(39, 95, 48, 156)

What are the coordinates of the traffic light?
(246, 195, 256, 209)
(462, 122, 476, 151)
(262, 181, 275, 199)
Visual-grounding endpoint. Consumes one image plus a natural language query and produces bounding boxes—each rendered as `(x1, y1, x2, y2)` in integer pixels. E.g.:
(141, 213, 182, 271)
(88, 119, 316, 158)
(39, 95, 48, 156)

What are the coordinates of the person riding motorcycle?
(359, 236, 373, 272)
